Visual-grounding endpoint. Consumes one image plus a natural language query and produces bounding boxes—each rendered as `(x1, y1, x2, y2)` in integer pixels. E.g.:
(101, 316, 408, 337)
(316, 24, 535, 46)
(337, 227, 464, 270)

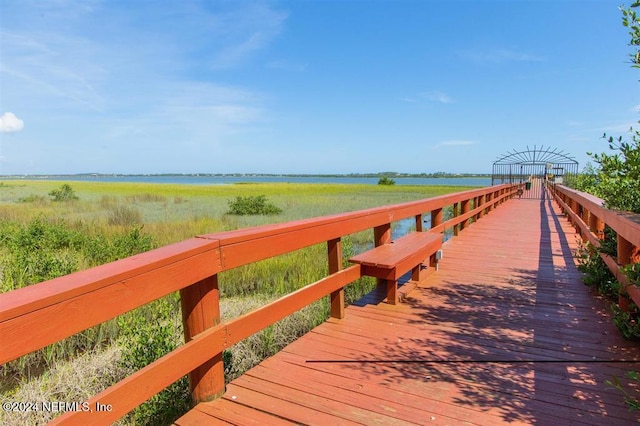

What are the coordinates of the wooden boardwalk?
(175, 193, 640, 425)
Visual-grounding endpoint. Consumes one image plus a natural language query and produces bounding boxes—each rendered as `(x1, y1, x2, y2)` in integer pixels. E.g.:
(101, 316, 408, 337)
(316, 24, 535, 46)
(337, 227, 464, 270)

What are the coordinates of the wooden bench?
(349, 232, 442, 304)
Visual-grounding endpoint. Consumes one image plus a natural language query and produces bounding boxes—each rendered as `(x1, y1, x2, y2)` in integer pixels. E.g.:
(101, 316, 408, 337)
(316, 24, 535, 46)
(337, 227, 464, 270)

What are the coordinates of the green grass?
(0, 179, 479, 424)
(0, 180, 475, 245)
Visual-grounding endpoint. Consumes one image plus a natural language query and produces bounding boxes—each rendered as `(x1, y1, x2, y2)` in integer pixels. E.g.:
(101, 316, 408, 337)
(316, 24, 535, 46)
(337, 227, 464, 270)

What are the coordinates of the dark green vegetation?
(117, 297, 191, 425)
(48, 183, 79, 202)
(1, 217, 152, 293)
(377, 176, 396, 185)
(226, 195, 283, 215)
(569, 2, 640, 413)
(0, 180, 476, 424)
(3, 171, 491, 179)
(570, 1, 640, 328)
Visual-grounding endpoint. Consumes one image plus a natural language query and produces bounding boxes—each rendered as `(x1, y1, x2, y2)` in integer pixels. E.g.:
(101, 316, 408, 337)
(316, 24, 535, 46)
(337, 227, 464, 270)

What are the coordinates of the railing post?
(374, 223, 393, 302)
(374, 223, 392, 246)
(567, 198, 576, 226)
(579, 204, 587, 223)
(415, 214, 423, 232)
(618, 235, 633, 266)
(327, 238, 344, 319)
(586, 211, 605, 256)
(453, 202, 459, 236)
(486, 192, 493, 213)
(589, 212, 605, 240)
(560, 192, 568, 216)
(472, 197, 479, 221)
(180, 275, 224, 404)
(575, 203, 584, 233)
(576, 204, 588, 241)
(430, 208, 442, 230)
(427, 208, 444, 276)
(618, 235, 635, 311)
(460, 199, 471, 231)
(478, 194, 486, 219)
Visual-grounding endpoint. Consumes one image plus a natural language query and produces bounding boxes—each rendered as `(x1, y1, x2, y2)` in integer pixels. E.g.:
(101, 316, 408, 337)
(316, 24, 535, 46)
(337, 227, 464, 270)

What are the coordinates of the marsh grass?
(0, 345, 123, 426)
(125, 193, 167, 203)
(107, 205, 143, 226)
(0, 180, 478, 424)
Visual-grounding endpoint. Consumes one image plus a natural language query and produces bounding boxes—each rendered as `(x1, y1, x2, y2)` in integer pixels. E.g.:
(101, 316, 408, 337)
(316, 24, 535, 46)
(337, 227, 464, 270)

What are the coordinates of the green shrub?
(624, 262, 640, 286)
(49, 184, 79, 202)
(595, 2, 640, 412)
(612, 303, 640, 340)
(118, 297, 190, 424)
(576, 243, 619, 300)
(82, 227, 154, 265)
(607, 371, 640, 412)
(377, 176, 396, 185)
(1, 217, 82, 290)
(0, 216, 154, 292)
(226, 195, 282, 215)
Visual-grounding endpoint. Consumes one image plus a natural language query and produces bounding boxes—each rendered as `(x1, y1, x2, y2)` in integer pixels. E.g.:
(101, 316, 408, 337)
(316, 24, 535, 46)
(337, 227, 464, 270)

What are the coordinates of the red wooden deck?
(175, 194, 640, 425)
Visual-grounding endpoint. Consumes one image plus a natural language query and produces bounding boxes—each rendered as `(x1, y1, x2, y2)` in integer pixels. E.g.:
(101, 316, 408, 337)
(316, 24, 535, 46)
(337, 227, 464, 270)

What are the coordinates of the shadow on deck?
(176, 192, 640, 425)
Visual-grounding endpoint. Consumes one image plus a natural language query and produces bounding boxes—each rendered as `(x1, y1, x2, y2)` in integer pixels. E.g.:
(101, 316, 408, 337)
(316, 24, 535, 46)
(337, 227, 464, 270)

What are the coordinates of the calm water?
(5, 175, 492, 187)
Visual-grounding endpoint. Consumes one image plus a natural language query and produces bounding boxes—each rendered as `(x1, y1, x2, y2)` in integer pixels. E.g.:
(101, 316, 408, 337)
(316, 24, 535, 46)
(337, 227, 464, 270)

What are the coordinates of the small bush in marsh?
(49, 184, 79, 202)
(227, 195, 282, 216)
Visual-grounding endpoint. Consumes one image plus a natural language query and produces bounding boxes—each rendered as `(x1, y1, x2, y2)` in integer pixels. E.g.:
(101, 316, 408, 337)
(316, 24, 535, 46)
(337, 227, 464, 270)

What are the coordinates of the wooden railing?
(550, 184, 640, 308)
(0, 184, 520, 424)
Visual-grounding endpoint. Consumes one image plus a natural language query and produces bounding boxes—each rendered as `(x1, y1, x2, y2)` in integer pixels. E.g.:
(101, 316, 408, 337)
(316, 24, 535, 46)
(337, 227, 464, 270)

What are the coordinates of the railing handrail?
(550, 184, 640, 307)
(0, 184, 514, 343)
(553, 184, 640, 248)
(0, 183, 520, 424)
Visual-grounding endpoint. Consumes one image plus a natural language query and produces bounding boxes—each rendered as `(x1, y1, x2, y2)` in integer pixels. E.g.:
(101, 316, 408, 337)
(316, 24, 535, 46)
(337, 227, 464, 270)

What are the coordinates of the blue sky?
(1, 0, 638, 175)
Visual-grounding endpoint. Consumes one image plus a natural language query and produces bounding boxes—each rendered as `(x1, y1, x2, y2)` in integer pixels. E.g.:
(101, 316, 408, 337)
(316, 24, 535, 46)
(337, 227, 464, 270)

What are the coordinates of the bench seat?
(349, 232, 442, 304)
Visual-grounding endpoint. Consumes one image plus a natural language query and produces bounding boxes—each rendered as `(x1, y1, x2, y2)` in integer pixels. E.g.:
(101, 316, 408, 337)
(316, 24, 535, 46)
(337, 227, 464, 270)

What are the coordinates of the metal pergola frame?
(492, 145, 579, 199)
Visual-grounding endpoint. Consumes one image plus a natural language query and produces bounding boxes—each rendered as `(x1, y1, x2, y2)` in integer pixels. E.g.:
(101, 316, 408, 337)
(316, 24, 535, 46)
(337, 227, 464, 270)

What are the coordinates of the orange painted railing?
(551, 184, 640, 307)
(0, 184, 520, 424)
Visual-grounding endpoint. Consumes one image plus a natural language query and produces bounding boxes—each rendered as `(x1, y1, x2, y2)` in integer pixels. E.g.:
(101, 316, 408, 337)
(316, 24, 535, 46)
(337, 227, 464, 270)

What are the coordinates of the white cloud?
(402, 91, 454, 104)
(423, 91, 455, 104)
(1, 30, 106, 111)
(459, 48, 545, 64)
(209, 4, 288, 69)
(633, 105, 640, 113)
(267, 60, 307, 72)
(0, 112, 24, 132)
(436, 140, 477, 148)
(596, 122, 638, 133)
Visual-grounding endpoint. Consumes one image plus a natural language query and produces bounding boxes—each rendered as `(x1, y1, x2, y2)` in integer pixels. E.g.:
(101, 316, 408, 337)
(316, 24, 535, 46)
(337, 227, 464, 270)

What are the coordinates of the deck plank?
(176, 193, 640, 425)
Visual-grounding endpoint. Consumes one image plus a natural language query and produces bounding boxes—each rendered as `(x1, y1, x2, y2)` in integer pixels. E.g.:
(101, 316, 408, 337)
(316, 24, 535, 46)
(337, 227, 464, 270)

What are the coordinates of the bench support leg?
(374, 224, 392, 302)
(327, 238, 345, 319)
(411, 264, 421, 282)
(386, 279, 398, 305)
